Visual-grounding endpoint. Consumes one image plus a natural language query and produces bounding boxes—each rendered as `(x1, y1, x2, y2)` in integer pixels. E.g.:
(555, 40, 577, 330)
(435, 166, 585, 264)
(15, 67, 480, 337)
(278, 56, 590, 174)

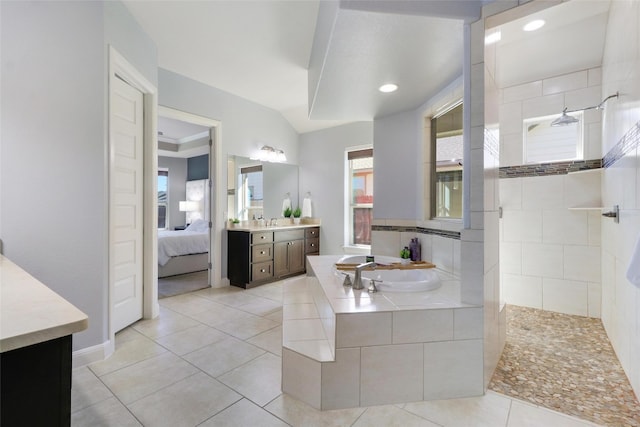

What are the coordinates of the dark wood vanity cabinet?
(274, 230, 305, 278)
(228, 226, 320, 288)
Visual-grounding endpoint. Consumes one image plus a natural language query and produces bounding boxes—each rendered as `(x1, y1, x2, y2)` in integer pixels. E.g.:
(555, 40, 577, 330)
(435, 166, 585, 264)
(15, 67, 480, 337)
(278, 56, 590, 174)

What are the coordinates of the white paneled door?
(111, 75, 144, 333)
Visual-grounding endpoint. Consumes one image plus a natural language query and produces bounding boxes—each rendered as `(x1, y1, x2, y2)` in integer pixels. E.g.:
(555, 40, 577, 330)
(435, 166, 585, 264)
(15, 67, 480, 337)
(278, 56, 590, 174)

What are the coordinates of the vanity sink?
(335, 255, 441, 292)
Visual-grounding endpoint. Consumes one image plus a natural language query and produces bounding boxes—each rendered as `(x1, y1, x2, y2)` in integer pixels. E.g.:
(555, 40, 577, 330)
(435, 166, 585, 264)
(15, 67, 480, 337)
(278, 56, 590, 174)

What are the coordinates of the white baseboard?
(72, 339, 114, 369)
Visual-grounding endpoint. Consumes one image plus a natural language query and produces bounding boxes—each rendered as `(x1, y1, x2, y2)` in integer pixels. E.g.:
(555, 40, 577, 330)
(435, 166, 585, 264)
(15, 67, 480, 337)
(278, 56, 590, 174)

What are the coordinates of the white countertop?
(0, 254, 88, 353)
(228, 222, 320, 232)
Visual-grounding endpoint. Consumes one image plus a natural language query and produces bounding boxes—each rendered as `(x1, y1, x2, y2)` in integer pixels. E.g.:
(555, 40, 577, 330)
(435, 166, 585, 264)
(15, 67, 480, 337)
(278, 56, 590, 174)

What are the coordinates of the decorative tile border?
(603, 121, 640, 168)
(499, 159, 601, 179)
(372, 225, 461, 240)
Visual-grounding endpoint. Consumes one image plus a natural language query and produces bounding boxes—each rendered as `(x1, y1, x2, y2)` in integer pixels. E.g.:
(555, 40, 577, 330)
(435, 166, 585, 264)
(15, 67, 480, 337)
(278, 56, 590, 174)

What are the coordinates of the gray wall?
(0, 0, 157, 351)
(158, 156, 188, 230)
(299, 122, 374, 255)
(373, 109, 423, 220)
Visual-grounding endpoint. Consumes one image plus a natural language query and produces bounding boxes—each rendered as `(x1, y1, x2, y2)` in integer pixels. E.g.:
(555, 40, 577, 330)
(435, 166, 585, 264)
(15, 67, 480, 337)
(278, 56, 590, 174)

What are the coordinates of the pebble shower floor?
(489, 305, 640, 426)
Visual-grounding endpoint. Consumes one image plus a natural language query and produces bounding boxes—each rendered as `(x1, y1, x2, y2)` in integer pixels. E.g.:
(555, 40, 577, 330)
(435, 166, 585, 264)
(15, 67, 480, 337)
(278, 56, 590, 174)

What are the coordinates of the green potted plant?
(400, 246, 411, 264)
(292, 206, 302, 224)
(283, 207, 292, 218)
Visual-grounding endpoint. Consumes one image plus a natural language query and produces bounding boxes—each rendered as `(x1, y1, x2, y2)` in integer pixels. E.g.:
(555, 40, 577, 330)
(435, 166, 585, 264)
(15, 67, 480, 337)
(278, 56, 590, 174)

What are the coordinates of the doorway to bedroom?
(157, 107, 217, 298)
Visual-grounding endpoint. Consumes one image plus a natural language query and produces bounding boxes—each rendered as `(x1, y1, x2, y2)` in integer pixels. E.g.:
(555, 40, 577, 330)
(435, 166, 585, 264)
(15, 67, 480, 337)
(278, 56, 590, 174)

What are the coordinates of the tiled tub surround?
(281, 255, 484, 410)
(371, 220, 462, 277)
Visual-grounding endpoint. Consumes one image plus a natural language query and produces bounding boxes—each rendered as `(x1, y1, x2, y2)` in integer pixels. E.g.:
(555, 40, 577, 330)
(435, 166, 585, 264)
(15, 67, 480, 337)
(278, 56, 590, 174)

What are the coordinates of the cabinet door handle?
(260, 250, 265, 255)
(260, 268, 266, 273)
(290, 241, 294, 246)
(310, 243, 315, 247)
(261, 236, 265, 239)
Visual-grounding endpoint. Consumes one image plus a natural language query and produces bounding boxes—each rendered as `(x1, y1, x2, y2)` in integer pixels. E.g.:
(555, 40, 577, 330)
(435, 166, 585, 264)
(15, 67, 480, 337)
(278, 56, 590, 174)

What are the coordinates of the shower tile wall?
(500, 172, 602, 317)
(498, 67, 604, 318)
(599, 0, 640, 398)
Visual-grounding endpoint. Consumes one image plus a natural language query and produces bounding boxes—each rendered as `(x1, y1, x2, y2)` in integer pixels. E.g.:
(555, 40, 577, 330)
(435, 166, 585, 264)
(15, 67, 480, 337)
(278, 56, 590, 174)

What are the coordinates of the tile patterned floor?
(489, 305, 640, 427)
(72, 278, 602, 426)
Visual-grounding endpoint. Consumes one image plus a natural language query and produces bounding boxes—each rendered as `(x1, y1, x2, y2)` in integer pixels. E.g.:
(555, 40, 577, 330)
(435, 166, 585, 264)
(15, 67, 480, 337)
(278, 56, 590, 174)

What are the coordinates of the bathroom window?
(524, 113, 583, 164)
(158, 169, 168, 230)
(432, 103, 463, 219)
(347, 147, 373, 246)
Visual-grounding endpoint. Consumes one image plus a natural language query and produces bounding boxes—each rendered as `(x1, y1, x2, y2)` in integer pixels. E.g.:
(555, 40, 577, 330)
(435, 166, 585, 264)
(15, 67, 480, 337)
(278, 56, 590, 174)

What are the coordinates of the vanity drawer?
(252, 261, 273, 281)
(252, 231, 273, 244)
(274, 229, 304, 242)
(305, 227, 319, 239)
(305, 238, 319, 254)
(252, 244, 273, 262)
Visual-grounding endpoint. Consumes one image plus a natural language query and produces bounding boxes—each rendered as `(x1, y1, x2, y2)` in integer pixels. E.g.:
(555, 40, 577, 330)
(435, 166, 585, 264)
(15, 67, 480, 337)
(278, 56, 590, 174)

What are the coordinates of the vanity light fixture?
(551, 92, 619, 127)
(379, 83, 398, 93)
(256, 145, 287, 163)
(523, 19, 545, 32)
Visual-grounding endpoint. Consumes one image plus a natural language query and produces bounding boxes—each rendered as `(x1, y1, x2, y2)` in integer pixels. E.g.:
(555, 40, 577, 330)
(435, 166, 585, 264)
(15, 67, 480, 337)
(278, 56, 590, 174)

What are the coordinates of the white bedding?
(158, 228, 209, 266)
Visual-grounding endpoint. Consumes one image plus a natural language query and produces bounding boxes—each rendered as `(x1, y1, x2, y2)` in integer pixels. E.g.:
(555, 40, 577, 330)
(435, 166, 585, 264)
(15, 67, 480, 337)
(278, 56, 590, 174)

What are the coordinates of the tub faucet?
(353, 262, 376, 290)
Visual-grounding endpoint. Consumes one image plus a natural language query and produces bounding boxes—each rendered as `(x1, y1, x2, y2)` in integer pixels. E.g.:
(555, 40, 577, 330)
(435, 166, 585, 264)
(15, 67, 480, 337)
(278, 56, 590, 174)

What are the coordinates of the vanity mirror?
(227, 155, 299, 220)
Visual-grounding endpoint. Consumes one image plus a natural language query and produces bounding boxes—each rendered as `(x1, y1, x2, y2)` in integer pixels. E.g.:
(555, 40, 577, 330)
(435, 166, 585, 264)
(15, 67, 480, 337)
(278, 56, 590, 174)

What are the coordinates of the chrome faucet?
(270, 218, 278, 227)
(353, 262, 376, 290)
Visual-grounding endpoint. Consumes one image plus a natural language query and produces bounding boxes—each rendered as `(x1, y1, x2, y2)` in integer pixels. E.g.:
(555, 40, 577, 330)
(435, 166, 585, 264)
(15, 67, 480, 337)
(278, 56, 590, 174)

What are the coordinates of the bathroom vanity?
(0, 254, 88, 426)
(227, 224, 320, 288)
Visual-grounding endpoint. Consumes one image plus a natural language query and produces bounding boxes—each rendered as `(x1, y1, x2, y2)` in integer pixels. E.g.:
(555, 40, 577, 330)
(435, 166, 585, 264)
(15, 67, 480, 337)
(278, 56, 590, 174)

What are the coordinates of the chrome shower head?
(551, 92, 619, 127)
(551, 108, 579, 127)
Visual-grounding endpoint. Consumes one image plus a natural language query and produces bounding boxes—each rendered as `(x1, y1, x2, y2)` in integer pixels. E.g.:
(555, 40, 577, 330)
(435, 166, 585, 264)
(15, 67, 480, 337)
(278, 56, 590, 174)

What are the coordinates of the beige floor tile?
(100, 352, 199, 404)
(155, 323, 230, 355)
(132, 306, 201, 339)
(215, 314, 280, 340)
(89, 335, 167, 377)
(237, 297, 283, 316)
(203, 291, 267, 308)
(158, 292, 223, 316)
(218, 352, 283, 406)
(265, 394, 366, 427)
(183, 336, 265, 378)
(353, 405, 440, 426)
(188, 304, 256, 327)
(246, 325, 283, 356)
(507, 400, 602, 427)
(71, 397, 141, 427)
(283, 303, 320, 320)
(265, 309, 284, 324)
(403, 391, 512, 427)
(200, 398, 289, 427)
(115, 326, 145, 345)
(128, 372, 242, 427)
(245, 284, 284, 302)
(71, 366, 113, 413)
(193, 285, 245, 299)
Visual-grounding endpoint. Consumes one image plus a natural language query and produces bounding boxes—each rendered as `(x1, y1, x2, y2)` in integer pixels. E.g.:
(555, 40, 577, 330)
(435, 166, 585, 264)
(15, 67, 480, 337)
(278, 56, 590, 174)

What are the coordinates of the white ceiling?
(123, 0, 611, 135)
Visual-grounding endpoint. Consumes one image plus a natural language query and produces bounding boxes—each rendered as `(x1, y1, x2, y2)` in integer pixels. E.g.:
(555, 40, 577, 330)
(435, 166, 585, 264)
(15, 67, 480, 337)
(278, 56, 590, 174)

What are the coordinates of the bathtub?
(335, 255, 442, 292)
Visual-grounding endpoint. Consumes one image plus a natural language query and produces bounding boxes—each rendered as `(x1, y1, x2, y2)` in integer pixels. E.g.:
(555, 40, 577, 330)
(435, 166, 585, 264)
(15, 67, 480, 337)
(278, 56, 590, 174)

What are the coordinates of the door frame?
(157, 106, 222, 289)
(108, 46, 158, 356)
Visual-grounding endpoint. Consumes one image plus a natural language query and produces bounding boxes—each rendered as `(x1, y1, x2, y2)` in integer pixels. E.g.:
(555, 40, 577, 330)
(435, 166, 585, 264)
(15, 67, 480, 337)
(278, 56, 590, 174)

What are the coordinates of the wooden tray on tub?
(335, 261, 436, 271)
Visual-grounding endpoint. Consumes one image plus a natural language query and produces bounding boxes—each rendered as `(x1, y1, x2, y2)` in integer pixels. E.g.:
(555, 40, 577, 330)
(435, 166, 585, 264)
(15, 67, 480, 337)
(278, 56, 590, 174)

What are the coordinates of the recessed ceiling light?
(379, 83, 398, 93)
(523, 19, 545, 32)
(485, 31, 501, 45)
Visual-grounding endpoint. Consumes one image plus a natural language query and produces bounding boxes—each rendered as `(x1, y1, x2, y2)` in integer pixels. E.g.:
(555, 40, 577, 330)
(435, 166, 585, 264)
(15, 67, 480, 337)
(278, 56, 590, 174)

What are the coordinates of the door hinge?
(209, 138, 213, 147)
(209, 221, 213, 228)
(208, 262, 212, 269)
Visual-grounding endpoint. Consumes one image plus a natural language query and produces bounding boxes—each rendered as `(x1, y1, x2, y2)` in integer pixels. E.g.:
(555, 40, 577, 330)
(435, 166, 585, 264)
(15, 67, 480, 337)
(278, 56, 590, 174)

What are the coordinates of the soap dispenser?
(409, 238, 421, 261)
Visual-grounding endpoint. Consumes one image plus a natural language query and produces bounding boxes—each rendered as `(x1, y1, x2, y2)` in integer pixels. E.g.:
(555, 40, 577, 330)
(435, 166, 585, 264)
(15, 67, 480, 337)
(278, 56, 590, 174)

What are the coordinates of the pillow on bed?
(185, 218, 208, 232)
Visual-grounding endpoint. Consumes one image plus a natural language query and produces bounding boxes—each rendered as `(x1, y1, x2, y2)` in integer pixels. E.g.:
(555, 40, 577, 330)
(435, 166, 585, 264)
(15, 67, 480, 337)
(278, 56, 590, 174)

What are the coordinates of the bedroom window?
(347, 147, 373, 247)
(158, 169, 168, 229)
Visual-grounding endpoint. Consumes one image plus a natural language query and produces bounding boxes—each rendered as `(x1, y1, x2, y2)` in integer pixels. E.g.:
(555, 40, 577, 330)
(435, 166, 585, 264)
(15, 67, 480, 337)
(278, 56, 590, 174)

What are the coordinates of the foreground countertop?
(0, 254, 88, 353)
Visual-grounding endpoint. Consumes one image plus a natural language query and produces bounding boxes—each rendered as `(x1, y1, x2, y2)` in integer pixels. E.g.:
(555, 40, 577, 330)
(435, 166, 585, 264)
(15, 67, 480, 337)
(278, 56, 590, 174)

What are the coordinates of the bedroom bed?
(158, 219, 210, 278)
